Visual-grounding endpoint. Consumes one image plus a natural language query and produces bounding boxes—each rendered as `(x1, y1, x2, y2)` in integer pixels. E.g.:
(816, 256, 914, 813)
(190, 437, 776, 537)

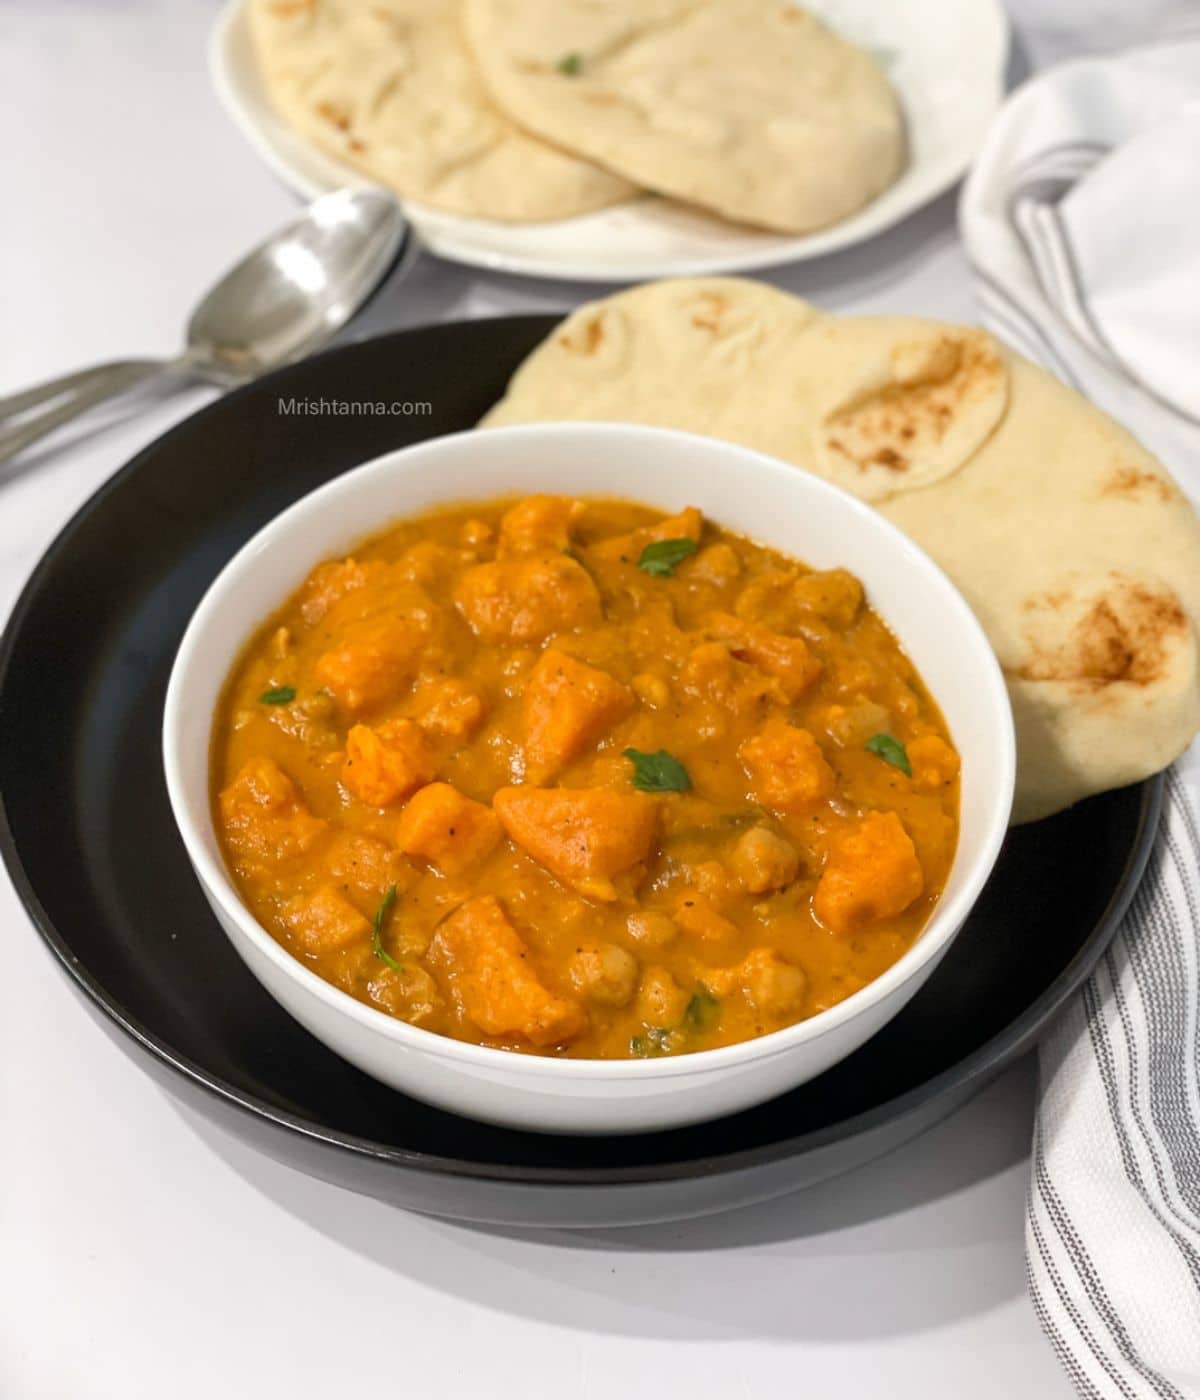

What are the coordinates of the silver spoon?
(0, 187, 409, 465)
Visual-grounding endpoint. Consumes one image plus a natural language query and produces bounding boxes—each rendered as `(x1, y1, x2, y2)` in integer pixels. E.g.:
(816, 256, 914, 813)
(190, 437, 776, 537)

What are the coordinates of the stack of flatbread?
(246, 0, 904, 230)
(481, 278, 1200, 823)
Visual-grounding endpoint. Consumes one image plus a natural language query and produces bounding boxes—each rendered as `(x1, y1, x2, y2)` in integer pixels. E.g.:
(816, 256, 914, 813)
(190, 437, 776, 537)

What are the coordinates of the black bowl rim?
(0, 321, 1165, 1186)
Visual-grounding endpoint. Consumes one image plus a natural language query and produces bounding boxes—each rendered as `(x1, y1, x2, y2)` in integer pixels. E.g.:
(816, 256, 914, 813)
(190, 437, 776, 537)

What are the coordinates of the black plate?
(0, 317, 1162, 1228)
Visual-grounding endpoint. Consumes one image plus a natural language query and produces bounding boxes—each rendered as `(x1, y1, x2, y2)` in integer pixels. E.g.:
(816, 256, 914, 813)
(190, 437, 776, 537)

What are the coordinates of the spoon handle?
(0, 359, 173, 466)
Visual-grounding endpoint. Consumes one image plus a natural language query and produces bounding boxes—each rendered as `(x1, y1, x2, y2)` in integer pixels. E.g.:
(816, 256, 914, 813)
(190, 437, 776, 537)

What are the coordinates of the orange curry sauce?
(212, 495, 960, 1059)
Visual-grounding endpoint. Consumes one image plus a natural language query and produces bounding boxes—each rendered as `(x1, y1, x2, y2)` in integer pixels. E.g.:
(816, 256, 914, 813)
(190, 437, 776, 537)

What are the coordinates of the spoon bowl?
(0, 187, 409, 462)
(186, 187, 408, 380)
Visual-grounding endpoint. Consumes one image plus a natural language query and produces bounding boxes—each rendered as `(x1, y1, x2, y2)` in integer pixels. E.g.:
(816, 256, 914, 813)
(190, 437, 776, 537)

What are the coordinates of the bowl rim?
(162, 421, 1016, 1081)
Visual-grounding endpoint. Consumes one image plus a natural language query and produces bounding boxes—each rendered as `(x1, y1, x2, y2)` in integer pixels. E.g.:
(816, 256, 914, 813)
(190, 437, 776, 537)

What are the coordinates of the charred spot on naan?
(1015, 574, 1191, 692)
(822, 330, 1008, 486)
(1098, 464, 1178, 504)
(559, 311, 609, 356)
(690, 291, 730, 332)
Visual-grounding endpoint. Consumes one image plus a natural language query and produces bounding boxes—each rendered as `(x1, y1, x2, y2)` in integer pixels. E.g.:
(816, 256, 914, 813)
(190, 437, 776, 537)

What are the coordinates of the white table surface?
(2, 2, 1192, 1396)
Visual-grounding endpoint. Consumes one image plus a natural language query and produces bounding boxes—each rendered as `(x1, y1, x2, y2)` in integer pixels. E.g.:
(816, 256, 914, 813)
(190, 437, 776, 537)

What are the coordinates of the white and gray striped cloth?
(960, 40, 1200, 1398)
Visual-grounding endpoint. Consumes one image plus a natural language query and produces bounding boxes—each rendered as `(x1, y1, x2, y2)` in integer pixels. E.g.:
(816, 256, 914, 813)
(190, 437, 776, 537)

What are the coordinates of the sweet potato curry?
(213, 496, 960, 1059)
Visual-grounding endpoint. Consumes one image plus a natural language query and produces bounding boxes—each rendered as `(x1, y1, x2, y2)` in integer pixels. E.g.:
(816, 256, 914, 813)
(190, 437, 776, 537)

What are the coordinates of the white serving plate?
(209, 0, 1010, 282)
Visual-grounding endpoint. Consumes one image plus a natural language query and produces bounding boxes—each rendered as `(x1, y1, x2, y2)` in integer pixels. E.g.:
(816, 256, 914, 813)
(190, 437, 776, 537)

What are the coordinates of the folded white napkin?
(961, 42, 1200, 1400)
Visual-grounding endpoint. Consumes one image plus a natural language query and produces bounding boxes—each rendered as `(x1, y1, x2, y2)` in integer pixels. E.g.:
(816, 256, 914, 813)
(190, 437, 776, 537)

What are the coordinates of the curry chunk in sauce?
(212, 495, 960, 1059)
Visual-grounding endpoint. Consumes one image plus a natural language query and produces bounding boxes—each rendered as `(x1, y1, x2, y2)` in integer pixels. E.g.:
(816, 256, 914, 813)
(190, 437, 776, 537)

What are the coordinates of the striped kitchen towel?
(960, 40, 1200, 1400)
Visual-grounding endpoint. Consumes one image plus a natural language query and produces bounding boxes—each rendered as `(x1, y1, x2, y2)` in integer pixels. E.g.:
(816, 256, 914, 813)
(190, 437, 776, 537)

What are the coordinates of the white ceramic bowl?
(164, 423, 1015, 1135)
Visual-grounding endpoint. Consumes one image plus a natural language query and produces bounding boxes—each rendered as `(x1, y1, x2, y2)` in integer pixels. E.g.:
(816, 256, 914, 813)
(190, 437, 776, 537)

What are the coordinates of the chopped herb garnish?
(624, 747, 692, 793)
(684, 985, 720, 1032)
(630, 1026, 674, 1057)
(259, 685, 296, 705)
(865, 733, 912, 777)
(557, 51, 583, 75)
(371, 885, 404, 973)
(637, 537, 698, 577)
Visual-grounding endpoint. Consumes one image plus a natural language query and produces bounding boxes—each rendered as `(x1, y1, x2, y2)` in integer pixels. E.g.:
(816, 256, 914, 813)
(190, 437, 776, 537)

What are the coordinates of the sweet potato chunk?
(314, 614, 426, 713)
(412, 676, 485, 740)
(430, 896, 584, 1046)
(813, 811, 924, 934)
(681, 641, 784, 717)
(394, 540, 466, 587)
(674, 893, 738, 942)
(590, 506, 703, 567)
(298, 558, 389, 627)
(453, 554, 601, 644)
(739, 719, 835, 813)
(493, 786, 658, 901)
(791, 569, 864, 628)
(646, 506, 703, 545)
(908, 734, 960, 793)
(497, 495, 584, 556)
(396, 783, 502, 876)
(219, 757, 327, 869)
(281, 885, 369, 955)
(340, 719, 436, 807)
(705, 613, 822, 700)
(522, 649, 633, 779)
(323, 830, 407, 906)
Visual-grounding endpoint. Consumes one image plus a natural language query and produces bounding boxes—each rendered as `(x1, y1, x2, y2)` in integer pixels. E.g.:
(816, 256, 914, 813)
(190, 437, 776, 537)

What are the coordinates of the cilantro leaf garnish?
(371, 885, 404, 973)
(624, 747, 692, 793)
(865, 733, 912, 777)
(637, 537, 698, 577)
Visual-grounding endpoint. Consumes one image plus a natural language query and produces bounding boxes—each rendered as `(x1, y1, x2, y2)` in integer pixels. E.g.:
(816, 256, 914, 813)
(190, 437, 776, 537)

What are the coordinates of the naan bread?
(483, 278, 1200, 820)
(247, 0, 635, 222)
(482, 282, 1005, 503)
(462, 0, 904, 234)
(486, 279, 825, 459)
(883, 357, 1200, 821)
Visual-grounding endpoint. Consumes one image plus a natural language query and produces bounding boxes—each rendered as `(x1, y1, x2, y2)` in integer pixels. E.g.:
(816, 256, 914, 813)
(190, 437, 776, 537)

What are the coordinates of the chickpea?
(822, 699, 890, 748)
(569, 943, 639, 1007)
(692, 859, 733, 901)
(731, 826, 800, 894)
(626, 910, 678, 948)
(459, 518, 493, 549)
(637, 966, 689, 1026)
(367, 963, 443, 1025)
(632, 672, 670, 708)
(741, 949, 807, 1018)
(687, 542, 741, 586)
